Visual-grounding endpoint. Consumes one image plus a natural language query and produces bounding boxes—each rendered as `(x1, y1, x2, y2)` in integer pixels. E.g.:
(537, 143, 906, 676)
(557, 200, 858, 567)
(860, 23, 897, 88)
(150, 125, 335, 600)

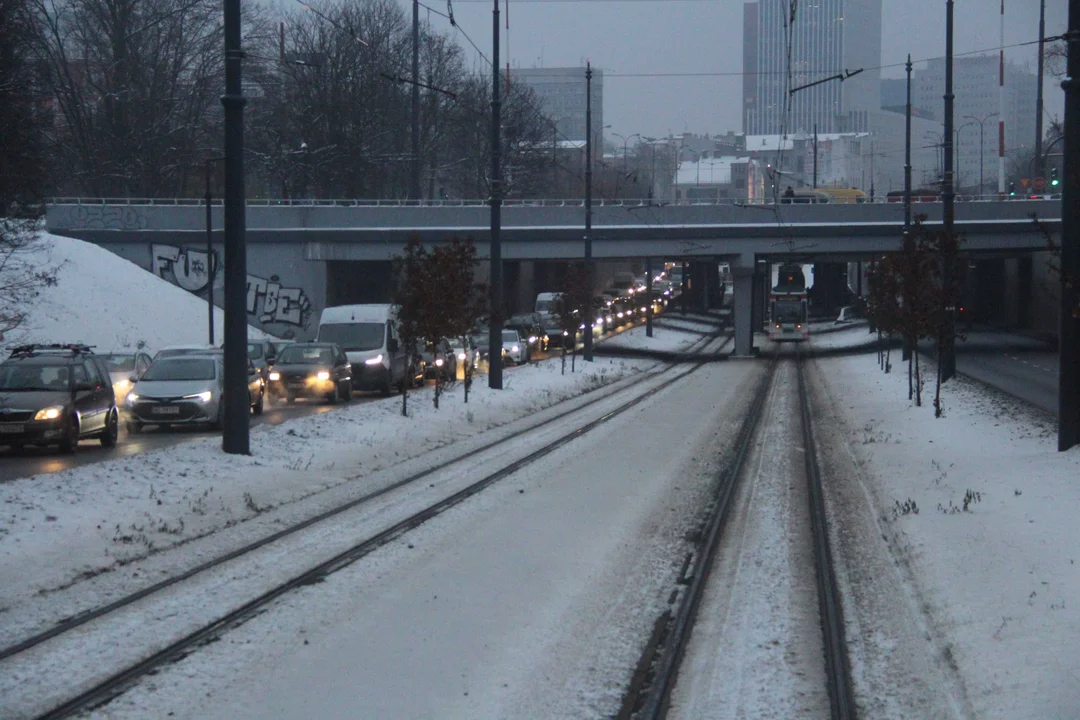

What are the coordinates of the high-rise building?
(913, 55, 1037, 193)
(743, 0, 881, 135)
(510, 67, 603, 144)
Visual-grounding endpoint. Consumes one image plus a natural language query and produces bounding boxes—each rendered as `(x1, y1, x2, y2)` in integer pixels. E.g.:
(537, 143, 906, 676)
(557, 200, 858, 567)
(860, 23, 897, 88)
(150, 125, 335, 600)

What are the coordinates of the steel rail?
(1, 328, 728, 665)
(632, 351, 779, 720)
(797, 350, 857, 720)
(29, 333, 730, 720)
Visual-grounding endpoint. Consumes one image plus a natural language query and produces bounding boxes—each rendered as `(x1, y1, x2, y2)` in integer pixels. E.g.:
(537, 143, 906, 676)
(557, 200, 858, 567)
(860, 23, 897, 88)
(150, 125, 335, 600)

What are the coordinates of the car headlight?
(184, 391, 212, 403)
(457, 352, 467, 361)
(511, 345, 519, 353)
(127, 393, 139, 404)
(528, 336, 537, 344)
(435, 358, 444, 367)
(268, 371, 280, 381)
(114, 378, 130, 390)
(314, 370, 330, 381)
(34, 406, 64, 421)
(562, 331, 568, 336)
(365, 354, 384, 365)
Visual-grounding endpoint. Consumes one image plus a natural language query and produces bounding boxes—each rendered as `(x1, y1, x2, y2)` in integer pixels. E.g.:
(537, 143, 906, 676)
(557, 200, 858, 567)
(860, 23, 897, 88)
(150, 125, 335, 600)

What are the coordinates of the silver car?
(125, 354, 263, 433)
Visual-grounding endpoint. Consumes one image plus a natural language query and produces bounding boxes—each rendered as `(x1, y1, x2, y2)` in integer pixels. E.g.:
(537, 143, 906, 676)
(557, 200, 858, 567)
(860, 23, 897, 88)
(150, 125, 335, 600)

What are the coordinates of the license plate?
(0, 423, 24, 434)
(288, 380, 305, 387)
(151, 406, 181, 415)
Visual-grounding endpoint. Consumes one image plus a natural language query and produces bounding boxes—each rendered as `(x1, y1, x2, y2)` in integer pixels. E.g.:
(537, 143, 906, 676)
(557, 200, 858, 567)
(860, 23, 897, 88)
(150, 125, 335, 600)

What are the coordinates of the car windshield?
(773, 299, 804, 323)
(501, 331, 518, 342)
(99, 354, 136, 372)
(318, 322, 384, 351)
(277, 346, 334, 365)
(157, 347, 217, 359)
(0, 362, 70, 391)
(247, 343, 264, 359)
(141, 358, 217, 381)
(535, 300, 552, 313)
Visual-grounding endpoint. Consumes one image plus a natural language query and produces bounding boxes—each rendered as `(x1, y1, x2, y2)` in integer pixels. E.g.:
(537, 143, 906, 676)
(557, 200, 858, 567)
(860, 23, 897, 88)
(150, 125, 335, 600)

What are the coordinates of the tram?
(768, 263, 809, 342)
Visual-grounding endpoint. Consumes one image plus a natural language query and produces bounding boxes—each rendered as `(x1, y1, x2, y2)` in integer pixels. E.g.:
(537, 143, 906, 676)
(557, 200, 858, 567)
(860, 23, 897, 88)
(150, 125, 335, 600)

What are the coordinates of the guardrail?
(46, 194, 1061, 208)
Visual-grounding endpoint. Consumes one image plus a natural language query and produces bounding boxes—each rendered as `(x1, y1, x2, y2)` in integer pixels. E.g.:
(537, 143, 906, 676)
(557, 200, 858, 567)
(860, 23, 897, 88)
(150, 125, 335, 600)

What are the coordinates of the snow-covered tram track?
(619, 347, 857, 720)
(5, 332, 732, 720)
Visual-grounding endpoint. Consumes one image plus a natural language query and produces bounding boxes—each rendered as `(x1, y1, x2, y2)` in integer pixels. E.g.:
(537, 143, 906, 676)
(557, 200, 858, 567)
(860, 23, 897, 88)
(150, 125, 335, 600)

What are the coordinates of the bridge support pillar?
(751, 263, 765, 335)
(732, 263, 756, 357)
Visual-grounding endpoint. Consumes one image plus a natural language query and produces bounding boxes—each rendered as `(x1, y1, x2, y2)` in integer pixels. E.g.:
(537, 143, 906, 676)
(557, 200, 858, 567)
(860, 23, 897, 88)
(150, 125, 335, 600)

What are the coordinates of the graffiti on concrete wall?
(150, 244, 313, 329)
(71, 205, 148, 230)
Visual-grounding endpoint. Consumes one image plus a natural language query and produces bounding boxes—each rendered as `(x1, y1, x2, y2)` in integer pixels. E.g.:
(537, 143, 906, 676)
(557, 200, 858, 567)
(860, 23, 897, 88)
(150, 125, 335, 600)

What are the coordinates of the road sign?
(1032, 176, 1046, 191)
(1020, 177, 1031, 188)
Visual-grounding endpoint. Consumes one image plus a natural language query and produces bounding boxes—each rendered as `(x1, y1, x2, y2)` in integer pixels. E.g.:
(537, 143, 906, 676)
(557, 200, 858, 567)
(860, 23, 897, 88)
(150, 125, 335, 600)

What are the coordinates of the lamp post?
(611, 132, 640, 197)
(204, 156, 226, 345)
(954, 121, 976, 193)
(964, 113, 997, 196)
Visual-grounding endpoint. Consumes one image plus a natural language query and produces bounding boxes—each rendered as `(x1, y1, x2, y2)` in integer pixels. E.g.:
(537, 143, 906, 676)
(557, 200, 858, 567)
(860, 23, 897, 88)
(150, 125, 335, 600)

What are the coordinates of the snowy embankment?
(0, 322, 706, 646)
(810, 344, 1080, 719)
(2, 231, 269, 353)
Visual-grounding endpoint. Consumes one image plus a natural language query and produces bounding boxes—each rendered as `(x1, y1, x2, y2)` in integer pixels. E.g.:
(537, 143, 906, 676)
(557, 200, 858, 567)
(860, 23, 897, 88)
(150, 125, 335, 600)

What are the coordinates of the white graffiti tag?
(247, 275, 312, 327)
(151, 244, 215, 293)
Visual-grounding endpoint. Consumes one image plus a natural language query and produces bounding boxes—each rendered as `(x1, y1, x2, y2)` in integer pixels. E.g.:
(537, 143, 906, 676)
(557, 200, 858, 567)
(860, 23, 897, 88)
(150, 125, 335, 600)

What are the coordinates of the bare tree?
(0, 218, 62, 346)
(1, 0, 49, 208)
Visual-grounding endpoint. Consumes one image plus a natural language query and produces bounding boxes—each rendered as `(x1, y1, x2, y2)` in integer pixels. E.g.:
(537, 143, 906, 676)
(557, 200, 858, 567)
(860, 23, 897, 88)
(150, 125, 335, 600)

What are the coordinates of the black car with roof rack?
(0, 344, 119, 453)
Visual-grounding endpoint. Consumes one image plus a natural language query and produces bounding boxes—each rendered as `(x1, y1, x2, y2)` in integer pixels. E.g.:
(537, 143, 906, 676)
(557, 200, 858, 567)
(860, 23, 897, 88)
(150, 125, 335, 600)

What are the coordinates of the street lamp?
(611, 132, 640, 197)
(964, 112, 998, 196)
(954, 121, 975, 193)
(204, 156, 226, 344)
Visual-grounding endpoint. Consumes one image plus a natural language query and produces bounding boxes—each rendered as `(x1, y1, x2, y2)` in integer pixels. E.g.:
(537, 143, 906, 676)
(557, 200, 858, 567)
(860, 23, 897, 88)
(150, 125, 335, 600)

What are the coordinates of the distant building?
(510, 67, 603, 144)
(880, 78, 936, 120)
(913, 55, 1038, 193)
(743, 0, 882, 135)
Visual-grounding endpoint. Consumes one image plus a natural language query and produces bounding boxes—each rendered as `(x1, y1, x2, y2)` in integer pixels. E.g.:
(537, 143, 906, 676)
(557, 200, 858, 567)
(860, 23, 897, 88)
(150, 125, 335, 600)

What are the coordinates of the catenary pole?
(583, 63, 594, 362)
(1058, 0, 1079, 451)
(411, 0, 421, 202)
(941, 0, 957, 382)
(222, 0, 249, 454)
(205, 161, 215, 345)
(1035, 0, 1046, 178)
(487, 0, 503, 389)
(998, 0, 1007, 195)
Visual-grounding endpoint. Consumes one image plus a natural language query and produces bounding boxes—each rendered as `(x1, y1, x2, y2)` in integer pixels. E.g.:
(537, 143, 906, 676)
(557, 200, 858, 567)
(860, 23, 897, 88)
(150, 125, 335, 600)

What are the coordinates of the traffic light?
(1051, 167, 1059, 187)
(1009, 181, 1016, 196)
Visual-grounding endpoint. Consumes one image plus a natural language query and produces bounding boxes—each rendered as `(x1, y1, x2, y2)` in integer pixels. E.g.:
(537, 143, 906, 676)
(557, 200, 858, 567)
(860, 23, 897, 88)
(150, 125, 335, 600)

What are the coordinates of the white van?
(534, 292, 563, 317)
(316, 304, 410, 396)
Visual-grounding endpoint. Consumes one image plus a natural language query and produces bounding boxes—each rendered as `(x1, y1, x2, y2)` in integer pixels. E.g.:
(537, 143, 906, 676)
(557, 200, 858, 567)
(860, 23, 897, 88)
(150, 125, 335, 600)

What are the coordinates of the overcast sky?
(411, 0, 1067, 140)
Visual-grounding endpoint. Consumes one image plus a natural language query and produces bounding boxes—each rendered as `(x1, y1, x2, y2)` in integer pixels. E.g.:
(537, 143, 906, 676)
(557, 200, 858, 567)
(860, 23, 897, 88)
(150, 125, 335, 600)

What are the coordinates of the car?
(449, 336, 479, 373)
(505, 314, 547, 356)
(416, 338, 457, 382)
(98, 349, 154, 405)
(266, 343, 352, 404)
(501, 329, 524, 365)
(248, 338, 293, 381)
(0, 344, 119, 453)
(126, 353, 263, 433)
(153, 344, 222, 361)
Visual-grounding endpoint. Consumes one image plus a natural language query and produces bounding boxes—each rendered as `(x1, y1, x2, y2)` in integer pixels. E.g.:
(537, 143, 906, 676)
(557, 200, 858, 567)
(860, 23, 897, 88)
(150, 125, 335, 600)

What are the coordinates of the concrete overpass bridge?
(45, 198, 1062, 351)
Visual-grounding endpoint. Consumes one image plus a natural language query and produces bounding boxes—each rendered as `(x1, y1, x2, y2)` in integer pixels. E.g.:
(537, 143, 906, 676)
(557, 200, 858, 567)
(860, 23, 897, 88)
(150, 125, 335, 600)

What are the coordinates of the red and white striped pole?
(998, 0, 1007, 196)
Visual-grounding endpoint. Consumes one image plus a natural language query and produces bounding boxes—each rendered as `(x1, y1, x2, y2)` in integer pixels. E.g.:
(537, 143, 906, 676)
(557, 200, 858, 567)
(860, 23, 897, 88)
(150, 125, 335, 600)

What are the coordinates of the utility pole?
(1035, 0, 1046, 179)
(487, 0, 503, 390)
(204, 159, 225, 345)
(941, 0, 957, 383)
(1059, 0, 1079, 451)
(222, 0, 249, 454)
(411, 0, 421, 202)
(904, 55, 913, 230)
(998, 0, 1007, 196)
(812, 123, 818, 189)
(645, 258, 654, 337)
(583, 63, 594, 362)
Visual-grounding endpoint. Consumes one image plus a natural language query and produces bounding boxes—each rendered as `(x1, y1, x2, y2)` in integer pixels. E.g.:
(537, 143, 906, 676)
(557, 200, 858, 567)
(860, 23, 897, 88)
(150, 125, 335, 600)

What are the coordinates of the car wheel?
(340, 381, 352, 402)
(286, 393, 297, 406)
(100, 409, 119, 447)
(253, 389, 265, 415)
(60, 415, 79, 454)
(327, 383, 340, 404)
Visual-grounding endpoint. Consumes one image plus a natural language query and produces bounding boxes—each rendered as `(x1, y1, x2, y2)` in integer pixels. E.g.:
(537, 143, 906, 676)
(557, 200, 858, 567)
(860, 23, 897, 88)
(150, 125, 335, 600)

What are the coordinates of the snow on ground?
(670, 361, 828, 719)
(0, 355, 658, 633)
(2, 231, 269, 353)
(82, 361, 766, 720)
(809, 347, 1080, 719)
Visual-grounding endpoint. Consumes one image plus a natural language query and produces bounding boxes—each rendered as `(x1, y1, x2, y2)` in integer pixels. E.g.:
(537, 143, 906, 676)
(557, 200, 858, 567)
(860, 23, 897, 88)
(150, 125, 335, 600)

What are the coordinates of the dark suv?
(0, 344, 120, 453)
